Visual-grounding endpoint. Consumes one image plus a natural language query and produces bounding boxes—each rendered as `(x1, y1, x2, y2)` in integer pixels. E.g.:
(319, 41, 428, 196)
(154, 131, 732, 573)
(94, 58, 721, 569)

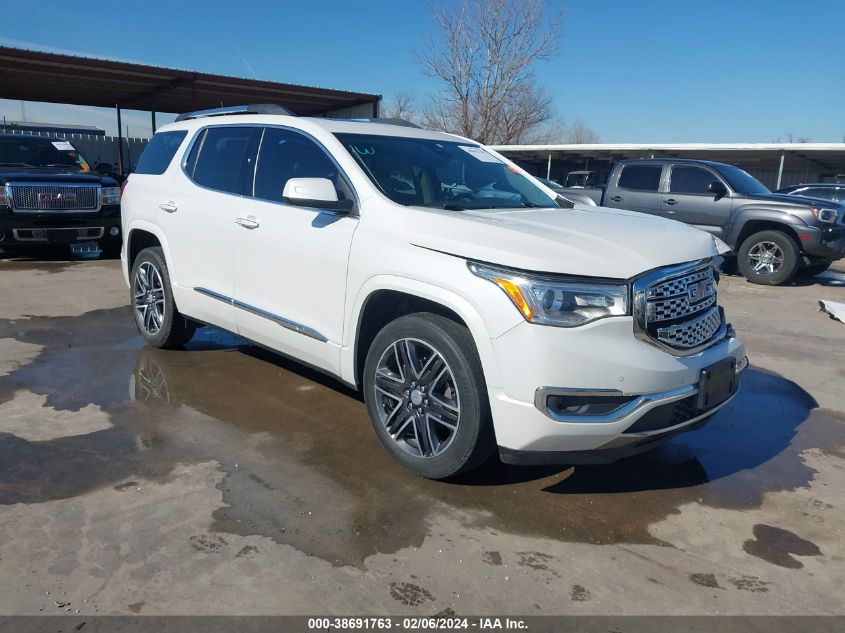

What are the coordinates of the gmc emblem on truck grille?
(38, 192, 77, 204)
(687, 280, 714, 303)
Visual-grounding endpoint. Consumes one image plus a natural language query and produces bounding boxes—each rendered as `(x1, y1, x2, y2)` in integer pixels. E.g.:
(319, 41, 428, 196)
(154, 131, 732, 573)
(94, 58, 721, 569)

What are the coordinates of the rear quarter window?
(618, 164, 663, 191)
(133, 131, 188, 175)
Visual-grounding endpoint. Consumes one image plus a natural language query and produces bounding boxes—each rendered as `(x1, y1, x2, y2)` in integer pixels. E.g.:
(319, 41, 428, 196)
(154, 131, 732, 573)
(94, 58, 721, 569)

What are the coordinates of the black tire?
(363, 313, 495, 480)
(718, 255, 738, 276)
(130, 247, 196, 348)
(798, 260, 832, 277)
(737, 230, 800, 285)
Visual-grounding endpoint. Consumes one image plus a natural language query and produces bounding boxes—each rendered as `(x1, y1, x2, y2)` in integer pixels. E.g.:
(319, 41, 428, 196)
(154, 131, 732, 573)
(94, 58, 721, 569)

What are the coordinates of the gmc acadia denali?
(0, 134, 122, 255)
(121, 105, 747, 479)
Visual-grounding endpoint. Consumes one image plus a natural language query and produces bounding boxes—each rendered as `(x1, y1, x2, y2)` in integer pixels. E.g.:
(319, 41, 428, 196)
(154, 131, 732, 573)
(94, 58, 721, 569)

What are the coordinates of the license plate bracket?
(697, 357, 738, 410)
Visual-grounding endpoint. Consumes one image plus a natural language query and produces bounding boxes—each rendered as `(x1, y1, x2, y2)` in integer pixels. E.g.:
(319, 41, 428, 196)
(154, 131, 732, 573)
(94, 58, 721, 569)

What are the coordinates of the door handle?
(610, 195, 623, 202)
(235, 216, 260, 229)
(663, 199, 677, 205)
(158, 202, 178, 213)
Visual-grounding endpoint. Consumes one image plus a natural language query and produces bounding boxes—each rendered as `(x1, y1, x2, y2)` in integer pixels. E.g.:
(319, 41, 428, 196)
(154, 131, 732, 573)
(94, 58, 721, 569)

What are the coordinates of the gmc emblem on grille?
(687, 280, 714, 303)
(38, 192, 76, 204)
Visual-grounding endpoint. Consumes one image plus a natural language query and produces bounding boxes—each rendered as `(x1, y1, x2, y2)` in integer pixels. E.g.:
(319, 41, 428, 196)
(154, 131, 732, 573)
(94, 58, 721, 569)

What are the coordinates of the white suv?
(121, 105, 747, 479)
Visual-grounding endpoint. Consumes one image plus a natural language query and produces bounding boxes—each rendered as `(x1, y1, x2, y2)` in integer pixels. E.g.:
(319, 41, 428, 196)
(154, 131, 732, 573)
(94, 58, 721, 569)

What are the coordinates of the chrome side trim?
(193, 287, 328, 343)
(535, 383, 698, 424)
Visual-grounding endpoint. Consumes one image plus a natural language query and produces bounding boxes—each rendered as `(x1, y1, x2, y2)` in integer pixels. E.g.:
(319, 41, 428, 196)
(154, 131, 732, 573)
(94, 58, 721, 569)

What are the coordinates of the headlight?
(101, 186, 121, 205)
(810, 207, 838, 224)
(468, 262, 629, 327)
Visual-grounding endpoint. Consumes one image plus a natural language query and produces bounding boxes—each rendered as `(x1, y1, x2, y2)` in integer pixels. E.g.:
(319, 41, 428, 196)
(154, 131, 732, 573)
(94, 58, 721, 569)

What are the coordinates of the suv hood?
(406, 205, 717, 279)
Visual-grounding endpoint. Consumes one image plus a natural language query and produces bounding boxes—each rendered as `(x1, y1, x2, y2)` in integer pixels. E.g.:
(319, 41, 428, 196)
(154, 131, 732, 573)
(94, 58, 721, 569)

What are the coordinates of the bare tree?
(774, 132, 811, 143)
(418, 0, 564, 144)
(382, 90, 418, 121)
(563, 118, 599, 144)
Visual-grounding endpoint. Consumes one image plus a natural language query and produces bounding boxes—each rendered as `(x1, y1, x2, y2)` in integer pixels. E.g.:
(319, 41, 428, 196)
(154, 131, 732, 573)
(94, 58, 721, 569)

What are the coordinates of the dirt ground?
(0, 254, 843, 616)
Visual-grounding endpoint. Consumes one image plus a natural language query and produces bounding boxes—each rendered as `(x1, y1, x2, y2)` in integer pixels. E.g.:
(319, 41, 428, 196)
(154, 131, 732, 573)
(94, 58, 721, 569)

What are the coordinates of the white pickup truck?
(121, 105, 746, 479)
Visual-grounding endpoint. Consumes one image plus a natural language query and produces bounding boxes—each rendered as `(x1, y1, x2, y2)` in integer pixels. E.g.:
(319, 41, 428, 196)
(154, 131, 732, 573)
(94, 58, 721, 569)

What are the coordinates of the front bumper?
(800, 224, 845, 260)
(0, 208, 121, 247)
(487, 315, 746, 460)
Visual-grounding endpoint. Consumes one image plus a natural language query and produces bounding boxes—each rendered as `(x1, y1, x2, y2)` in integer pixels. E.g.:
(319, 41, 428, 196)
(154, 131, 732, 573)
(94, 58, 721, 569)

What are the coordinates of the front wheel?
(130, 247, 196, 348)
(363, 313, 495, 479)
(737, 230, 800, 285)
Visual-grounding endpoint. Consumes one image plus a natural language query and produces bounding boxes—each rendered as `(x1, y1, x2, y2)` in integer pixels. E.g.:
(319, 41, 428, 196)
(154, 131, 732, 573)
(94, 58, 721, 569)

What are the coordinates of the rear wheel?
(130, 247, 196, 348)
(737, 230, 800, 285)
(363, 313, 495, 479)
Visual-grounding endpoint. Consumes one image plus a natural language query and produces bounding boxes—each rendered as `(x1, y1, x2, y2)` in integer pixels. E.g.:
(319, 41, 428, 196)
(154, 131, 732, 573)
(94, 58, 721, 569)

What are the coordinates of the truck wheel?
(363, 313, 496, 480)
(737, 230, 800, 285)
(798, 260, 832, 277)
(130, 247, 196, 348)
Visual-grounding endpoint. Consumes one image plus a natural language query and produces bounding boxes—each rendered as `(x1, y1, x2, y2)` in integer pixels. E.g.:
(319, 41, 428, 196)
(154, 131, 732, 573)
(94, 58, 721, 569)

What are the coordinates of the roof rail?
(338, 117, 421, 129)
(175, 104, 295, 122)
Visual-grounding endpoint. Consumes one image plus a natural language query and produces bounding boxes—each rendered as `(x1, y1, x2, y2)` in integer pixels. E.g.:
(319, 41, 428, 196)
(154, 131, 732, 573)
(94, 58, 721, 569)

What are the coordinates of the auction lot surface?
(0, 256, 843, 616)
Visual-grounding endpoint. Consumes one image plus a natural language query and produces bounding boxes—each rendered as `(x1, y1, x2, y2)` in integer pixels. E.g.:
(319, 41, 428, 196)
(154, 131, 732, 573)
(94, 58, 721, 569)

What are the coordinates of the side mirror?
(708, 181, 729, 197)
(282, 177, 353, 213)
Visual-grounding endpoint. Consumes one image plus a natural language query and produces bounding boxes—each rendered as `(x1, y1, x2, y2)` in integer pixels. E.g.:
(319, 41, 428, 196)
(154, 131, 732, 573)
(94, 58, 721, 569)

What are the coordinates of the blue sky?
(1, 0, 843, 142)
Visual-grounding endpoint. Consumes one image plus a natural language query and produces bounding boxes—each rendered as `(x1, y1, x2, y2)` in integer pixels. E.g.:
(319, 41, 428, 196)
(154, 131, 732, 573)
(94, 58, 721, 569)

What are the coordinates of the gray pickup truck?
(562, 158, 845, 285)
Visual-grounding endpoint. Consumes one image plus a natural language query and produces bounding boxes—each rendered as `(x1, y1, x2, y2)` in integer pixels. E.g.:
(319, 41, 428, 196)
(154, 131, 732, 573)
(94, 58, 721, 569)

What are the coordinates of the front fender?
(341, 274, 508, 391)
(726, 207, 810, 247)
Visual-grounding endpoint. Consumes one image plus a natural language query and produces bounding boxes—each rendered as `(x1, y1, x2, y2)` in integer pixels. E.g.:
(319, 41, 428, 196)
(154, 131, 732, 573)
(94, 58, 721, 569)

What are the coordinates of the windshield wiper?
(521, 201, 542, 208)
(0, 162, 33, 167)
(442, 203, 466, 211)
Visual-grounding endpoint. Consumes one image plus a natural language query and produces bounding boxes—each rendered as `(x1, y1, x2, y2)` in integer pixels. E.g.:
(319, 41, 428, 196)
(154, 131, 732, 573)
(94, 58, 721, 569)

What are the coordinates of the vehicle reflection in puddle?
(1, 308, 843, 567)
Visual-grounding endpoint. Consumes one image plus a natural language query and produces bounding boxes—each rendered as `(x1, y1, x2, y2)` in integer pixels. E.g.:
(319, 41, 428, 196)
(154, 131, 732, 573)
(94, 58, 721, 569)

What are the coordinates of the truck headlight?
(468, 262, 629, 327)
(811, 207, 839, 224)
(101, 187, 121, 205)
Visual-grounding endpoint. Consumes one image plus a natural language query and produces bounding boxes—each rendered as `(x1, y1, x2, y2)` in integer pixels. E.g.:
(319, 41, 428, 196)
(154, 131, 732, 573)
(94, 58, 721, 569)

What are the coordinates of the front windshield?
(334, 133, 558, 210)
(715, 164, 769, 195)
(0, 137, 90, 171)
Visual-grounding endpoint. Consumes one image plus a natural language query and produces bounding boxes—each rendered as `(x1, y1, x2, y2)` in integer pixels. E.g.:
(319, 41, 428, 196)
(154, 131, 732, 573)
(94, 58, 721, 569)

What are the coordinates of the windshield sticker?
(51, 141, 75, 151)
(351, 145, 375, 155)
(458, 145, 502, 163)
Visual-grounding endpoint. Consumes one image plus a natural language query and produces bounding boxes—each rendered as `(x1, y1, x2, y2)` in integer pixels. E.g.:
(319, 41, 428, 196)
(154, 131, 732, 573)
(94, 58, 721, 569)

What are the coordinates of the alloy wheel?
(373, 338, 460, 458)
(134, 261, 166, 335)
(747, 241, 784, 276)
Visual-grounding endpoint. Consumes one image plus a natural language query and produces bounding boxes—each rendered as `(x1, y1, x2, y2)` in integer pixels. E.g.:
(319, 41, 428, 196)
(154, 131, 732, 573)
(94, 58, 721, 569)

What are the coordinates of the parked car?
(775, 183, 845, 204)
(0, 134, 122, 256)
(561, 159, 845, 284)
(121, 105, 746, 479)
(535, 176, 597, 207)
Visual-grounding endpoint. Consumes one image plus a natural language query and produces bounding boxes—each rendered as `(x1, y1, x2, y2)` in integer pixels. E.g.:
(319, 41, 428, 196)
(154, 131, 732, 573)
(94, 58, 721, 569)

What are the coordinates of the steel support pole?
(115, 105, 124, 176)
(546, 153, 552, 179)
(151, 110, 157, 134)
(776, 152, 785, 189)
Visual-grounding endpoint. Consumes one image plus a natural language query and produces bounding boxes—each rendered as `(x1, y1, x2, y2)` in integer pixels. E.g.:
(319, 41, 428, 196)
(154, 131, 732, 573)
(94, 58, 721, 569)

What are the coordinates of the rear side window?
(134, 131, 187, 175)
(189, 126, 255, 194)
(254, 128, 342, 203)
(618, 164, 662, 191)
(669, 166, 719, 195)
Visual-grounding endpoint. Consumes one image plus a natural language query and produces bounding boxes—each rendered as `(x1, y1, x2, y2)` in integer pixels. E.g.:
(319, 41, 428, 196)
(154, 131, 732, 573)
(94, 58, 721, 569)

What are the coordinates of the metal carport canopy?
(490, 142, 845, 185)
(0, 46, 381, 116)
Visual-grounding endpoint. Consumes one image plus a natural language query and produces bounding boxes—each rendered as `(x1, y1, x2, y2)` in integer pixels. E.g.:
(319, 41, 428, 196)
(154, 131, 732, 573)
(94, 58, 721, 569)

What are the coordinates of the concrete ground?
(0, 254, 843, 616)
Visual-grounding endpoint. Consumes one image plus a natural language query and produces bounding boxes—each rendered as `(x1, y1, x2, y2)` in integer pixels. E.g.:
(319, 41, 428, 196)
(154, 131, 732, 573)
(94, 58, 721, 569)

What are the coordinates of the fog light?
(109, 227, 120, 236)
(546, 394, 636, 417)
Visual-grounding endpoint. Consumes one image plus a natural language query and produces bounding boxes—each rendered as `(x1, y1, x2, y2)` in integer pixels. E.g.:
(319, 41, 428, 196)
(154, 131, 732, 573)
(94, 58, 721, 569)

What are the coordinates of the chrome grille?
(634, 261, 726, 356)
(9, 184, 100, 212)
(656, 306, 723, 349)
